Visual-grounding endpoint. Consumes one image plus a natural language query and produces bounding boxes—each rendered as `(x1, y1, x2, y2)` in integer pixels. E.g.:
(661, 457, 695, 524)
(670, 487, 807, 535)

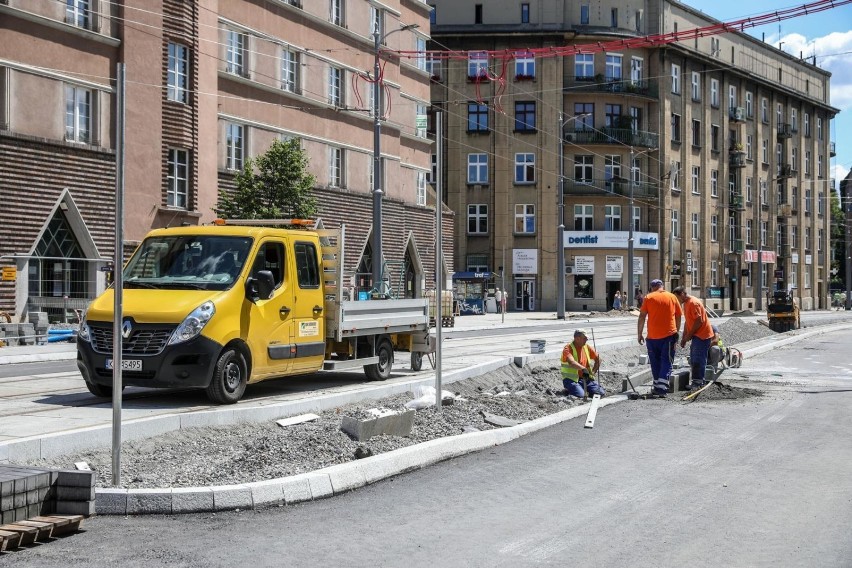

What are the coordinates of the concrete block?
(1, 509, 14, 524)
(13, 506, 27, 522)
(305, 473, 333, 500)
(26, 489, 39, 505)
(321, 462, 367, 494)
(211, 485, 252, 512)
(357, 453, 398, 484)
(124, 489, 171, 515)
(95, 488, 128, 515)
(26, 503, 40, 518)
(669, 370, 690, 393)
(13, 492, 25, 508)
(55, 500, 96, 516)
(56, 486, 96, 501)
(1, 480, 11, 497)
(247, 480, 283, 508)
(340, 409, 414, 441)
(280, 475, 312, 504)
(56, 469, 96, 487)
(1, 496, 12, 512)
(172, 488, 214, 514)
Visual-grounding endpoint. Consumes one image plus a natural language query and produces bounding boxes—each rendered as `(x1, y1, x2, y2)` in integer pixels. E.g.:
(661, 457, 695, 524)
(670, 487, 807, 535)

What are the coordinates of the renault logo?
(121, 320, 133, 339)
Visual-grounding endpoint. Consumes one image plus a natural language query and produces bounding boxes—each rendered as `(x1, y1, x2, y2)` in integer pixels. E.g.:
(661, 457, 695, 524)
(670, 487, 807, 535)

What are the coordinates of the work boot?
(650, 389, 668, 399)
(688, 381, 707, 391)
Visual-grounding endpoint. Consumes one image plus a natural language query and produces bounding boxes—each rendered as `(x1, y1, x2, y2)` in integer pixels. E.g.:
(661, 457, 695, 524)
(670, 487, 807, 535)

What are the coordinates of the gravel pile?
(714, 318, 775, 345)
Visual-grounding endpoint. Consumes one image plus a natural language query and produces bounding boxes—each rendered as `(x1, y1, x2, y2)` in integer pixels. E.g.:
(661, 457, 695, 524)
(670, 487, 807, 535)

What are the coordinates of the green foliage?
(216, 139, 318, 220)
(830, 190, 845, 287)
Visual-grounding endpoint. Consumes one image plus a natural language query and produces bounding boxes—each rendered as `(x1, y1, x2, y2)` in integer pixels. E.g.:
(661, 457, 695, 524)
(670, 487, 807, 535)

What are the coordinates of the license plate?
(105, 359, 142, 371)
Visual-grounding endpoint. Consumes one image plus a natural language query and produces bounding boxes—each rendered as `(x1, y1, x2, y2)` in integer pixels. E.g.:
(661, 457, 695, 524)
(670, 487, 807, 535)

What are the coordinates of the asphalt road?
(3, 326, 851, 567)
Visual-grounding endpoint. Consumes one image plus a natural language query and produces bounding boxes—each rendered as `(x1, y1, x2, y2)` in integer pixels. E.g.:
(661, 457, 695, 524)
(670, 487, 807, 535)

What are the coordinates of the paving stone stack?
(18, 323, 36, 346)
(0, 465, 96, 522)
(54, 470, 96, 516)
(28, 312, 49, 345)
(0, 324, 18, 346)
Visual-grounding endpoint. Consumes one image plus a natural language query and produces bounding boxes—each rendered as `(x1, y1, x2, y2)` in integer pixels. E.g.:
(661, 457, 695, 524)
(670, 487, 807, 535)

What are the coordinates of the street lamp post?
(372, 23, 418, 293)
(557, 112, 566, 319)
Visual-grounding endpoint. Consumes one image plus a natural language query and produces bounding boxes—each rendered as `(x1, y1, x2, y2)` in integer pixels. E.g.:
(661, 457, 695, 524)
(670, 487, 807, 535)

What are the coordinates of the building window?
(791, 147, 799, 170)
(776, 103, 783, 126)
(691, 72, 700, 101)
(728, 85, 737, 110)
(574, 204, 593, 230)
(776, 143, 783, 175)
(630, 58, 643, 84)
(691, 166, 700, 194)
(710, 79, 719, 107)
(630, 107, 641, 132)
(426, 56, 441, 79)
(415, 36, 427, 71)
(468, 51, 488, 78)
(64, 85, 91, 143)
(416, 103, 428, 138)
(416, 171, 426, 206)
(762, 139, 769, 164)
(805, 151, 811, 175)
(574, 102, 594, 130)
(467, 153, 488, 184)
(818, 192, 824, 215)
(671, 161, 681, 191)
(711, 124, 719, 152)
(761, 98, 768, 123)
(580, 4, 590, 25)
(671, 63, 680, 94)
(225, 123, 244, 171)
(746, 91, 753, 117)
(746, 219, 753, 245)
(167, 43, 189, 103)
(610, 7, 618, 27)
(632, 206, 641, 231)
(515, 204, 535, 233)
(605, 205, 621, 231)
(671, 113, 681, 143)
(691, 212, 699, 240)
(428, 153, 437, 184)
(467, 102, 488, 132)
(760, 179, 768, 205)
(574, 155, 594, 183)
(328, 146, 343, 187)
(791, 108, 798, 131)
(521, 3, 530, 23)
(281, 48, 299, 93)
(370, 5, 383, 37)
(818, 154, 824, 178)
(66, 0, 90, 28)
(515, 153, 535, 183)
(671, 210, 679, 239)
(818, 117, 824, 140)
(167, 149, 189, 209)
(711, 261, 718, 286)
(729, 215, 737, 248)
(761, 221, 768, 248)
(605, 54, 622, 81)
(466, 254, 488, 273)
(635, 10, 643, 32)
(474, 3, 483, 24)
(711, 215, 718, 241)
(805, 227, 812, 251)
(605, 104, 622, 127)
(328, 66, 343, 107)
(791, 225, 799, 248)
(804, 113, 810, 137)
(467, 204, 488, 234)
(514, 101, 536, 132)
(225, 30, 246, 76)
(691, 119, 701, 147)
(709, 169, 718, 197)
(575, 54, 594, 80)
(330, 0, 344, 26)
(514, 52, 535, 79)
(604, 155, 621, 189)
(746, 135, 753, 160)
(818, 229, 824, 251)
(746, 177, 753, 203)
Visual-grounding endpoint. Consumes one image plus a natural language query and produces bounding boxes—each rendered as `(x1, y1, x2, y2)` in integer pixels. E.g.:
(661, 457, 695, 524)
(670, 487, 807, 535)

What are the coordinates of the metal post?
(434, 111, 443, 411)
(757, 186, 763, 311)
(111, 63, 126, 487)
(628, 147, 634, 307)
(371, 31, 383, 293)
(557, 112, 565, 319)
(846, 180, 852, 310)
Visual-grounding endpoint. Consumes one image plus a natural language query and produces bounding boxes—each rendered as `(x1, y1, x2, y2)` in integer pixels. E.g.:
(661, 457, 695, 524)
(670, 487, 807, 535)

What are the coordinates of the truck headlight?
(169, 301, 215, 345)
(78, 320, 91, 343)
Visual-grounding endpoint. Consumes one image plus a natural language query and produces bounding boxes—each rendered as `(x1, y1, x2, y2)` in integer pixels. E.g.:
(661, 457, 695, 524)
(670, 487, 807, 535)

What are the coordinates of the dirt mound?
(688, 381, 762, 401)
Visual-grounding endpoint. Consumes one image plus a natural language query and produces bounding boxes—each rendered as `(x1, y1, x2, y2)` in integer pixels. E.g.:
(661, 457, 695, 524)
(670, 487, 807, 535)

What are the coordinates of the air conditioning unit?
(566, 265, 575, 274)
(564, 132, 578, 143)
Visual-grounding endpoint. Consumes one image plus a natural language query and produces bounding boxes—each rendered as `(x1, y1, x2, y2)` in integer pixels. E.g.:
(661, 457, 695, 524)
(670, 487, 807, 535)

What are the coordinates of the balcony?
(777, 204, 793, 217)
(732, 239, 744, 254)
(777, 123, 793, 139)
(777, 243, 792, 257)
(565, 179, 659, 199)
(729, 152, 746, 168)
(779, 164, 793, 178)
(729, 107, 746, 122)
(568, 77, 659, 99)
(830, 141, 836, 157)
(564, 128, 658, 148)
(729, 194, 745, 210)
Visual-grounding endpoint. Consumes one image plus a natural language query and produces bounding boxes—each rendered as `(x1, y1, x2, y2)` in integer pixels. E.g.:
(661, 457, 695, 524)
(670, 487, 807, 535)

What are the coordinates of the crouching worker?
(561, 329, 605, 398)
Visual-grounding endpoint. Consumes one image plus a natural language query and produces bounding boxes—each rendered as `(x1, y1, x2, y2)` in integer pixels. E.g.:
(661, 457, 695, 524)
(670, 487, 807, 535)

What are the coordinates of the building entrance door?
(606, 280, 622, 311)
(515, 280, 535, 311)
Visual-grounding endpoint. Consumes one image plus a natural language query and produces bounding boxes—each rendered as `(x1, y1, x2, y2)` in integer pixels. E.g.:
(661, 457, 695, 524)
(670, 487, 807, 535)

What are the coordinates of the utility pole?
(845, 177, 852, 310)
(756, 185, 764, 311)
(556, 112, 566, 319)
(627, 146, 635, 306)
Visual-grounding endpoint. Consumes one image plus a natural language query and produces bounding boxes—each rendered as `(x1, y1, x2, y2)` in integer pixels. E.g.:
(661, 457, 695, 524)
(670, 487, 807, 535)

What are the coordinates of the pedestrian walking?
(561, 329, 604, 398)
(673, 286, 714, 390)
(613, 291, 622, 311)
(495, 288, 503, 313)
(634, 288, 644, 309)
(636, 279, 682, 397)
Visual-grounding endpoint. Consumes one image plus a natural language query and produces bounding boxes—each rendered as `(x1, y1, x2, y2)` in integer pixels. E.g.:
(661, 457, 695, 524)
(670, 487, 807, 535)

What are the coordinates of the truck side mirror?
(246, 270, 275, 302)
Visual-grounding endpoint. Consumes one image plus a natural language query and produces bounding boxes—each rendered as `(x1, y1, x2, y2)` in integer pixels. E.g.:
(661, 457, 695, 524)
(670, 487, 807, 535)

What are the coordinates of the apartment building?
(429, 0, 837, 312)
(0, 0, 440, 320)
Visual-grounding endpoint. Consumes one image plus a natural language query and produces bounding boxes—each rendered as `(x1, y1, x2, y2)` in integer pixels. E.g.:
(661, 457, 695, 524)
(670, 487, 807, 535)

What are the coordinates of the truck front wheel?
(206, 347, 248, 404)
(365, 339, 394, 381)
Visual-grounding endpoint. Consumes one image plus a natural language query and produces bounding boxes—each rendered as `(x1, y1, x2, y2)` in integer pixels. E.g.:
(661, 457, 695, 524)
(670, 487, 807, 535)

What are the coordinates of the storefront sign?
(633, 257, 644, 275)
(563, 231, 660, 250)
(742, 250, 776, 263)
(574, 256, 595, 275)
(512, 249, 538, 274)
(605, 255, 623, 279)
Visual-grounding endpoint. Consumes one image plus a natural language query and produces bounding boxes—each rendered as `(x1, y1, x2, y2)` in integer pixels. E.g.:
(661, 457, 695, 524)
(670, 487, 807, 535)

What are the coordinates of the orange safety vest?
(561, 343, 594, 382)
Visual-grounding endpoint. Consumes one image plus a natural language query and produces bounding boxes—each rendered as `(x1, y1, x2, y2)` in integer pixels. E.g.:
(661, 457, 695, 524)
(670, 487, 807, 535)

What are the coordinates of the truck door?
(289, 239, 326, 373)
(245, 240, 294, 378)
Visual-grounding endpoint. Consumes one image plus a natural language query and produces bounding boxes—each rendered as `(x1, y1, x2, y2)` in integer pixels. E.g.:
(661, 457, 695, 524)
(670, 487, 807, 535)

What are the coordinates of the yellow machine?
(767, 290, 800, 332)
(77, 220, 432, 404)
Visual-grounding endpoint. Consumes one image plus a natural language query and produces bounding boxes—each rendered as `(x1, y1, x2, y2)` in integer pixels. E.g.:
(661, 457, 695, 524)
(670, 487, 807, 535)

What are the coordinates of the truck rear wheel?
(411, 351, 423, 371)
(206, 347, 248, 404)
(365, 339, 393, 381)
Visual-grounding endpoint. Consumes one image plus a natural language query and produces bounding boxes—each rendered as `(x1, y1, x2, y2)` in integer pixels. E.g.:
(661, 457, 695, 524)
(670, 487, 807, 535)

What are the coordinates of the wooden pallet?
(0, 515, 84, 551)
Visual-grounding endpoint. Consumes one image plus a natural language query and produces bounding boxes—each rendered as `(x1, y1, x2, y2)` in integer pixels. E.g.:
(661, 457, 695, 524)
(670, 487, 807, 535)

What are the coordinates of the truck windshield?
(122, 235, 253, 291)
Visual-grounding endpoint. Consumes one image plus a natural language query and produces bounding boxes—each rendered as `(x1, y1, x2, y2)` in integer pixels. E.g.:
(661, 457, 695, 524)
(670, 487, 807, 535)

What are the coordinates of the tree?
(217, 139, 318, 220)
(832, 176, 850, 289)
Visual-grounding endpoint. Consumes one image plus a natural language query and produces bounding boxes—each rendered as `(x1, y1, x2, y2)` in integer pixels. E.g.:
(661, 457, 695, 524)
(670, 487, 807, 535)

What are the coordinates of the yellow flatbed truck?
(77, 220, 433, 404)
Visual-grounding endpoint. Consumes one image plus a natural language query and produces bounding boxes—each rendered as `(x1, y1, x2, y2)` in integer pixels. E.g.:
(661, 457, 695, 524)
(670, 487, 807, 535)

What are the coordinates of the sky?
(686, 0, 852, 192)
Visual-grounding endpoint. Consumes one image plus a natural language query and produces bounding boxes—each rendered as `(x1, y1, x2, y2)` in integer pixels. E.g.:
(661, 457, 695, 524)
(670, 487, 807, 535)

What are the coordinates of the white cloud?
(834, 164, 850, 184)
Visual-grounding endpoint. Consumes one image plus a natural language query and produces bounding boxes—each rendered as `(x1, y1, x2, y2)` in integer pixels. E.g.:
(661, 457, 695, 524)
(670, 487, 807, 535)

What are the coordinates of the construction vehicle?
(767, 290, 800, 332)
(77, 219, 434, 404)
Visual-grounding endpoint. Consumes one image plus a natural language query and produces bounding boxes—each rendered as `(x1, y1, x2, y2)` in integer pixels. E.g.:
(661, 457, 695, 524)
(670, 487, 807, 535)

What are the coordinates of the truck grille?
(90, 324, 174, 356)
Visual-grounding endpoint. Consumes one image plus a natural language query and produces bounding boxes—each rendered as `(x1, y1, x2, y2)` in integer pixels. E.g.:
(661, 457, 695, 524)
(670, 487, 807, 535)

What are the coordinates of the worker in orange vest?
(637, 279, 682, 397)
(673, 286, 715, 390)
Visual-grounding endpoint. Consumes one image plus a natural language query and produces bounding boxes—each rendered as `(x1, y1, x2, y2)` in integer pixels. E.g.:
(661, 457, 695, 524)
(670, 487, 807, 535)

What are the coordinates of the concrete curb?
(94, 395, 626, 515)
(0, 351, 77, 365)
